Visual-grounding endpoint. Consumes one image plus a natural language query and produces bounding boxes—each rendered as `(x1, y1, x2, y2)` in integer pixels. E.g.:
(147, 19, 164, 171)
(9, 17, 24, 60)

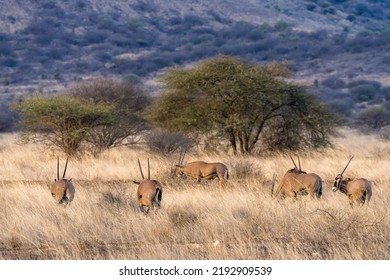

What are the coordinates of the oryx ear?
(175, 164, 182, 167)
(133, 180, 140, 184)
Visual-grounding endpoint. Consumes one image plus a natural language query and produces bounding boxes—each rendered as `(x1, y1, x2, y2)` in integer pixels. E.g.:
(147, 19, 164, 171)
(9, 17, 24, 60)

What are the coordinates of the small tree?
(12, 94, 114, 156)
(68, 79, 151, 153)
(146, 55, 338, 154)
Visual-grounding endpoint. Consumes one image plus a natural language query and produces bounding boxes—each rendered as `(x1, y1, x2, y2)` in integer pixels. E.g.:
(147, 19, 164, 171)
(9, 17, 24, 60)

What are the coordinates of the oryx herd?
(49, 152, 372, 213)
(272, 155, 372, 207)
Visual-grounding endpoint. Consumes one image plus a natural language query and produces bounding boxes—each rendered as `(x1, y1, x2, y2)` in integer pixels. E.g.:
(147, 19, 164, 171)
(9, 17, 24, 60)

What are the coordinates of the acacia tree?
(12, 94, 114, 156)
(68, 79, 151, 153)
(147, 55, 338, 154)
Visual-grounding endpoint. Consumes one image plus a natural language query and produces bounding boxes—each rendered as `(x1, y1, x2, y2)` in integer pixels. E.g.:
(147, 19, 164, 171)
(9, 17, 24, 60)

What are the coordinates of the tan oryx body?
(176, 161, 229, 188)
(175, 151, 228, 188)
(136, 179, 163, 214)
(50, 157, 75, 206)
(133, 159, 163, 214)
(333, 157, 372, 207)
(333, 178, 372, 207)
(273, 155, 322, 199)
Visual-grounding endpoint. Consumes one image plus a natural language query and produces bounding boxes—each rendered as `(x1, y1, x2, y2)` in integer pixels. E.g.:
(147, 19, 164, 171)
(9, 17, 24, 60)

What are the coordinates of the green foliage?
(68, 79, 151, 154)
(147, 56, 338, 154)
(12, 94, 115, 156)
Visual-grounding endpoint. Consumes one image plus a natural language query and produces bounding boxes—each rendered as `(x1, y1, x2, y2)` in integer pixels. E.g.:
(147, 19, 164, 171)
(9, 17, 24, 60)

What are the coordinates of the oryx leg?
(196, 172, 202, 188)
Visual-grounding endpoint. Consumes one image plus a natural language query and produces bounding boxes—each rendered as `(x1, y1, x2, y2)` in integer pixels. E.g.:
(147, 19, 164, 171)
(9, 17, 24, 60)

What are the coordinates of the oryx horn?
(62, 157, 69, 179)
(289, 154, 298, 169)
(138, 159, 145, 180)
(340, 156, 354, 177)
(297, 155, 301, 171)
(147, 158, 150, 180)
(57, 157, 60, 180)
(178, 151, 183, 166)
(180, 150, 186, 166)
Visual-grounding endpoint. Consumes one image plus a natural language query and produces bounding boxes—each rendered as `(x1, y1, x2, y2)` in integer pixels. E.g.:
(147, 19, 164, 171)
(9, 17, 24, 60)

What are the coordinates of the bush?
(358, 106, 390, 129)
(329, 97, 353, 117)
(146, 130, 191, 154)
(350, 84, 378, 102)
(381, 86, 390, 101)
(379, 125, 390, 140)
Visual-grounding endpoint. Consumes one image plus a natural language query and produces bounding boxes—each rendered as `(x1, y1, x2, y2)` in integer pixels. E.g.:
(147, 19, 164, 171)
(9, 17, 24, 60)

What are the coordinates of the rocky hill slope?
(1, 0, 390, 130)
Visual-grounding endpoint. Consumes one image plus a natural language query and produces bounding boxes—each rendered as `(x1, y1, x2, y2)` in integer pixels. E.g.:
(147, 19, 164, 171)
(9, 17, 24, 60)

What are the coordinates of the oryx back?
(51, 179, 75, 206)
(332, 157, 372, 207)
(50, 157, 74, 206)
(274, 171, 322, 199)
(178, 161, 229, 187)
(336, 178, 372, 207)
(137, 179, 163, 214)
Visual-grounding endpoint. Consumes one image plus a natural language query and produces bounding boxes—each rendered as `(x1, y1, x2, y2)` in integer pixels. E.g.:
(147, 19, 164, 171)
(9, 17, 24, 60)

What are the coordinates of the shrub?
(327, 97, 353, 117)
(350, 84, 378, 102)
(358, 106, 390, 129)
(381, 86, 390, 101)
(379, 125, 390, 140)
(145, 130, 191, 154)
(306, 4, 317, 11)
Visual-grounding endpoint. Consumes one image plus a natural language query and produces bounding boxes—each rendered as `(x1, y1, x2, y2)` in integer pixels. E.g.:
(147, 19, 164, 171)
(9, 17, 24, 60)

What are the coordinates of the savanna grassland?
(0, 128, 389, 260)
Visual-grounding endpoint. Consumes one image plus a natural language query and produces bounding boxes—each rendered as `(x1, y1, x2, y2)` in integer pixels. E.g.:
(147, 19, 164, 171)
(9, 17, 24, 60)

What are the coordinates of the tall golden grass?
(0, 128, 389, 260)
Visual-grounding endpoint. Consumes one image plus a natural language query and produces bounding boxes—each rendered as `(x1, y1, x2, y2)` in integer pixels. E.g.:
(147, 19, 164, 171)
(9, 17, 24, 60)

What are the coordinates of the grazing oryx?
(133, 159, 163, 214)
(273, 155, 322, 200)
(175, 151, 229, 189)
(332, 156, 372, 208)
(50, 157, 75, 206)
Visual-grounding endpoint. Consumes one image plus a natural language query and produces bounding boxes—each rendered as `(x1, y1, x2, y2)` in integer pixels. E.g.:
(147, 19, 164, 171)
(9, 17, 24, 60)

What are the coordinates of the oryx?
(332, 156, 372, 208)
(175, 151, 229, 189)
(50, 157, 75, 206)
(273, 155, 322, 200)
(133, 159, 163, 214)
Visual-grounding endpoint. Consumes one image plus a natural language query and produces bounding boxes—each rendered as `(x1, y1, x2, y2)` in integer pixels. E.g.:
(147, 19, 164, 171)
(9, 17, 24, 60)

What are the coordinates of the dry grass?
(0, 128, 390, 260)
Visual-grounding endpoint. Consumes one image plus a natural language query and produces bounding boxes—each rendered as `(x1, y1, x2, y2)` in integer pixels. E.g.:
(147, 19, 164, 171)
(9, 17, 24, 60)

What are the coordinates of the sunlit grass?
(0, 128, 389, 259)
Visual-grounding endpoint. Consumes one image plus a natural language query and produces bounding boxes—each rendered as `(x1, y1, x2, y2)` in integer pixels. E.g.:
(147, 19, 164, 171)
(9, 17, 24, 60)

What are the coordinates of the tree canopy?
(147, 55, 338, 154)
(12, 94, 114, 156)
(68, 79, 151, 153)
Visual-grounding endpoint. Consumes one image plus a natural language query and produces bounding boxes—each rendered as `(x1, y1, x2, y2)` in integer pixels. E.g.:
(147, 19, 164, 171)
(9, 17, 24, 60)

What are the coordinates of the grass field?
(0, 128, 389, 260)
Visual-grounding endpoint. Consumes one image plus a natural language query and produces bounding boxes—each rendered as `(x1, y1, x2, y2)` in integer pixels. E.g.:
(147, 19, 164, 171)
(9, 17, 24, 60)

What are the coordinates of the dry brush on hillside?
(0, 128, 389, 260)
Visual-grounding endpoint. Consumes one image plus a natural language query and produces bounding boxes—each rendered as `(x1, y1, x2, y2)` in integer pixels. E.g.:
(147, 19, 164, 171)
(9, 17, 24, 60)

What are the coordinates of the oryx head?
(51, 157, 73, 205)
(333, 156, 354, 192)
(175, 150, 186, 178)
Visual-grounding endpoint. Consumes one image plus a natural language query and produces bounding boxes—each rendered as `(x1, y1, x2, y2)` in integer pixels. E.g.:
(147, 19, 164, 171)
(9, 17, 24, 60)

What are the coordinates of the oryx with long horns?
(175, 151, 229, 189)
(332, 156, 372, 207)
(273, 155, 322, 200)
(50, 157, 75, 206)
(133, 159, 163, 214)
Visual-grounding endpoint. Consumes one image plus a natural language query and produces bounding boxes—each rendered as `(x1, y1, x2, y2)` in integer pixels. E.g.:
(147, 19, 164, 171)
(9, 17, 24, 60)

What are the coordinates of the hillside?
(1, 0, 390, 130)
